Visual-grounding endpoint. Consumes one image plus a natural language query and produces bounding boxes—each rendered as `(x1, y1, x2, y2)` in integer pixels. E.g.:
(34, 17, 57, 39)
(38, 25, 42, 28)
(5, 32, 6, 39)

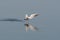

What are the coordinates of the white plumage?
(24, 13, 39, 20)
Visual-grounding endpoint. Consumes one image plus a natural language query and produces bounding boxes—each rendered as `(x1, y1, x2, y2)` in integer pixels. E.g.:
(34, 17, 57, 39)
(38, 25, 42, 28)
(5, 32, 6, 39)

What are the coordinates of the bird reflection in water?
(24, 23, 38, 32)
(0, 13, 40, 32)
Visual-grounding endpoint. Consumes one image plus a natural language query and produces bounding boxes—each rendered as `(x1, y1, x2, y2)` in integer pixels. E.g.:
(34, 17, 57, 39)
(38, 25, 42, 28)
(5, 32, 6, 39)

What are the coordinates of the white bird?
(24, 23, 38, 32)
(0, 13, 39, 22)
(24, 13, 40, 20)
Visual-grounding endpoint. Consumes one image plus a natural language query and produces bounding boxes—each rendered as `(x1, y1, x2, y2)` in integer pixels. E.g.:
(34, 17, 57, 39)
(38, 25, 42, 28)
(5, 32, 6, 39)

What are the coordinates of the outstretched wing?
(28, 13, 39, 19)
(25, 14, 28, 19)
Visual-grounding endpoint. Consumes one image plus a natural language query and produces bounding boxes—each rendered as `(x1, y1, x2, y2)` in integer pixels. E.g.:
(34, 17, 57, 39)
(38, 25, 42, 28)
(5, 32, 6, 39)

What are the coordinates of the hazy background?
(0, 0, 60, 40)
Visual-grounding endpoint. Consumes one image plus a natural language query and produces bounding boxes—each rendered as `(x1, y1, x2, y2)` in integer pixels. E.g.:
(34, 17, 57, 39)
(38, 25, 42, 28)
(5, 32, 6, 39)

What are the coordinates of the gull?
(24, 23, 38, 32)
(24, 13, 40, 24)
(0, 13, 39, 22)
(24, 13, 40, 20)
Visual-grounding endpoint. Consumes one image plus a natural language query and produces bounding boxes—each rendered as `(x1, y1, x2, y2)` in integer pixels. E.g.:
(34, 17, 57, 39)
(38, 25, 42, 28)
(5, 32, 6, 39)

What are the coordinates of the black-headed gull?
(0, 13, 39, 22)
(24, 13, 40, 20)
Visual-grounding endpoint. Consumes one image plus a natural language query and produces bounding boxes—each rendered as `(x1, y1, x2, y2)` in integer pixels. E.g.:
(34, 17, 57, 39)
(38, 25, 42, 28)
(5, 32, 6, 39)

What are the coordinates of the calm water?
(0, 0, 60, 40)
